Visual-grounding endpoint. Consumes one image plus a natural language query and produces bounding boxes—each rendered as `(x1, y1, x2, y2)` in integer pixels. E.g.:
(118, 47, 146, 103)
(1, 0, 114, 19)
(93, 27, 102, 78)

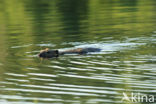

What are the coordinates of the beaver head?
(38, 48, 59, 58)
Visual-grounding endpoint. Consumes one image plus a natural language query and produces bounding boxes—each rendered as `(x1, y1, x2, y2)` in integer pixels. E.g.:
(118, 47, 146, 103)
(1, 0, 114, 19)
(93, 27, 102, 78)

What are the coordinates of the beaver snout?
(38, 49, 59, 58)
(38, 52, 45, 57)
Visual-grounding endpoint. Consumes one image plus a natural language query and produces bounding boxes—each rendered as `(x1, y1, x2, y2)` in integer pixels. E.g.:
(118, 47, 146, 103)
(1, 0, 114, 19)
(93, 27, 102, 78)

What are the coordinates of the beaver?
(38, 48, 101, 59)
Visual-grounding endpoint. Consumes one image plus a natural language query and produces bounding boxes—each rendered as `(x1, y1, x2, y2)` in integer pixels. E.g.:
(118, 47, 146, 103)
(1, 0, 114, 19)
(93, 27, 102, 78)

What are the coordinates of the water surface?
(0, 0, 156, 104)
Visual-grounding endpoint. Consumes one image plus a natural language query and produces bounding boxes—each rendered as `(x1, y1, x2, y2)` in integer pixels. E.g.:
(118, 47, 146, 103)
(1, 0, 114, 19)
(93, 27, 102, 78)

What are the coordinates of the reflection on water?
(0, 0, 156, 104)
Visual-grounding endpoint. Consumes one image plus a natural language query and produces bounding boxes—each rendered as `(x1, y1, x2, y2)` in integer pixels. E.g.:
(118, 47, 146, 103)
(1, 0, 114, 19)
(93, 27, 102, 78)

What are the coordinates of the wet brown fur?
(38, 48, 101, 59)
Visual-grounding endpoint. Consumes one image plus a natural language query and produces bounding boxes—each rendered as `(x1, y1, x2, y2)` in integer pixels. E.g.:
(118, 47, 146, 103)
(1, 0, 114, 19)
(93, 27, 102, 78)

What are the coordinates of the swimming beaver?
(38, 48, 101, 59)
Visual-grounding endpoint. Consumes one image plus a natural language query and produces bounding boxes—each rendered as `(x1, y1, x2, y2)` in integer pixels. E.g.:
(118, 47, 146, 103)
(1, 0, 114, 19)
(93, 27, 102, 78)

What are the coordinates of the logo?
(122, 92, 155, 103)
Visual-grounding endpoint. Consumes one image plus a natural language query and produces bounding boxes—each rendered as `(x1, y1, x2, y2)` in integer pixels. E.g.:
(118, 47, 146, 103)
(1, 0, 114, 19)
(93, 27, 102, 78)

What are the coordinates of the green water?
(0, 0, 156, 104)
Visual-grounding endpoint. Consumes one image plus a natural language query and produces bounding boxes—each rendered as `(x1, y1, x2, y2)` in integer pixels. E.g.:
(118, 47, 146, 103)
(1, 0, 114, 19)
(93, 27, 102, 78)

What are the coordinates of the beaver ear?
(55, 50, 59, 57)
(55, 50, 59, 54)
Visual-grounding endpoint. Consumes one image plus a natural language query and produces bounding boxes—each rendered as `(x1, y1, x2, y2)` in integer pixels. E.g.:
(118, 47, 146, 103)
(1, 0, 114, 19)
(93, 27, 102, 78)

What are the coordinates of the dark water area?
(0, 0, 156, 104)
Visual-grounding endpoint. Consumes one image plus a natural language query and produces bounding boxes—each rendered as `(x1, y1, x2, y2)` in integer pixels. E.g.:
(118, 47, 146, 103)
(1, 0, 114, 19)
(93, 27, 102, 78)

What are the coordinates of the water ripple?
(3, 88, 98, 96)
